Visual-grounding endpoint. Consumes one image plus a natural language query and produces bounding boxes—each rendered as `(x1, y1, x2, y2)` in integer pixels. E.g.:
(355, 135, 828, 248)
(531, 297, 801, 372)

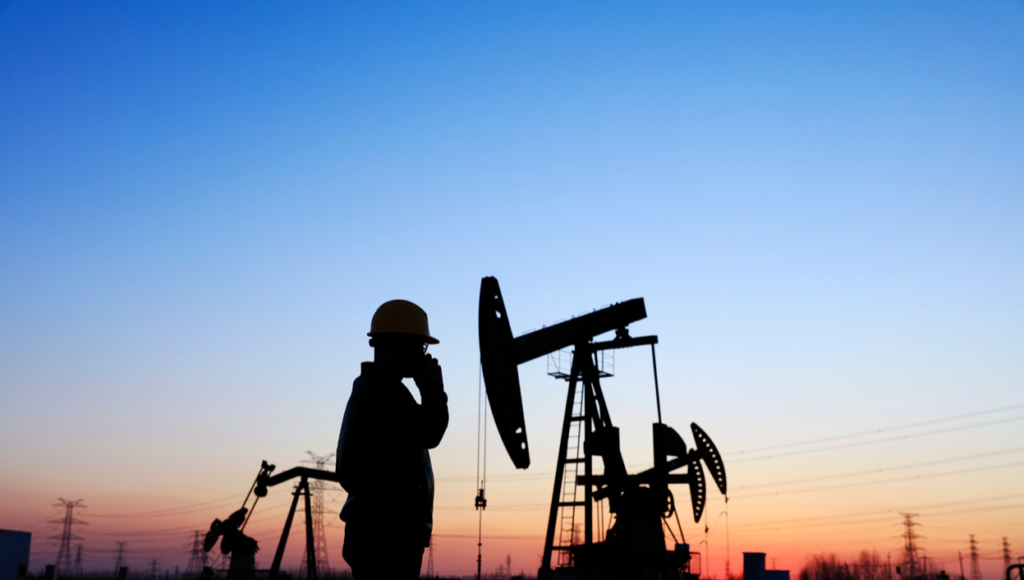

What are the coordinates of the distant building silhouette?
(745, 552, 790, 580)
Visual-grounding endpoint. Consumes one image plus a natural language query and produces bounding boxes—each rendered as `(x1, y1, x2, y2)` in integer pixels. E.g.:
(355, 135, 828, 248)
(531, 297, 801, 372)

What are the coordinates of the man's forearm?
(420, 389, 449, 449)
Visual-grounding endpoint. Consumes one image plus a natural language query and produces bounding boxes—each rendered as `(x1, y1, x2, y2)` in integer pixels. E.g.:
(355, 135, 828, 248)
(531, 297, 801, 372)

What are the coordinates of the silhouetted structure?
(1003, 539, 1011, 576)
(478, 276, 724, 579)
(113, 542, 127, 575)
(745, 552, 790, 580)
(50, 499, 86, 573)
(337, 299, 449, 580)
(900, 514, 922, 580)
(969, 536, 981, 580)
(185, 532, 205, 578)
(425, 538, 434, 578)
(72, 545, 83, 577)
(203, 509, 257, 580)
(299, 452, 334, 578)
(0, 530, 32, 580)
(252, 462, 338, 580)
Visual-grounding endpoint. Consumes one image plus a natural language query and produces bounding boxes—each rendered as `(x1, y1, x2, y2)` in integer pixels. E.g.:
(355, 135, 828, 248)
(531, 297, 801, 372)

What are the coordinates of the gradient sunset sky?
(2, 1, 1023, 577)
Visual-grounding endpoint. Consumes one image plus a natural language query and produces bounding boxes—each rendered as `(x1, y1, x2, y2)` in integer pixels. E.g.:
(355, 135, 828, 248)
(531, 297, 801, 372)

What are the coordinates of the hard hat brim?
(367, 331, 440, 345)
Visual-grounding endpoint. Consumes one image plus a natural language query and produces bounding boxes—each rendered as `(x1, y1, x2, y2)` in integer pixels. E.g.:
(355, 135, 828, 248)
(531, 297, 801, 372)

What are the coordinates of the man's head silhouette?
(367, 299, 439, 379)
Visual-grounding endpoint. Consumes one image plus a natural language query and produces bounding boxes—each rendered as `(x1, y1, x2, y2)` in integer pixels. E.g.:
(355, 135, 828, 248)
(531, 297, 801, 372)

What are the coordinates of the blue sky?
(2, 1, 1023, 575)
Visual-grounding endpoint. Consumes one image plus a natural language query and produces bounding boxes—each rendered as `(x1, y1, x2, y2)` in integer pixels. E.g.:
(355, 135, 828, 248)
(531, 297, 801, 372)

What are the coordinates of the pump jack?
(211, 460, 339, 580)
(479, 277, 727, 580)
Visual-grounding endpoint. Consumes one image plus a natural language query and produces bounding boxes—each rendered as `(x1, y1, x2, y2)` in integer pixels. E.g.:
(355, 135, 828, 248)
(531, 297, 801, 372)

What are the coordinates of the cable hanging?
(475, 363, 488, 580)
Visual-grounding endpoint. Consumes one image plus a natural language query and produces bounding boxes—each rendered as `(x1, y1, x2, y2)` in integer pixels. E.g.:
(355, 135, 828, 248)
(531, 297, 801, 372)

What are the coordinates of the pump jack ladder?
(541, 334, 659, 572)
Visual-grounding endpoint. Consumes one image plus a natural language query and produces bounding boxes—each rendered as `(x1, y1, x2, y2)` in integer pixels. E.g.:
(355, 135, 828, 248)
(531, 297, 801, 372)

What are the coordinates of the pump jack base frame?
(256, 466, 340, 580)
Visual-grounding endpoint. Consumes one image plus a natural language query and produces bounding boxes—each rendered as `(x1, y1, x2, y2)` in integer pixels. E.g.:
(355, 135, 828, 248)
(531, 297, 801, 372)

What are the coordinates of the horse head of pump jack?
(478, 276, 727, 524)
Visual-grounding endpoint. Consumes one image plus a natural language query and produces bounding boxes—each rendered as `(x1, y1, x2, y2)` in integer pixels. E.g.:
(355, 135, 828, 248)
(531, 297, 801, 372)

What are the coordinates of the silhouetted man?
(337, 300, 449, 580)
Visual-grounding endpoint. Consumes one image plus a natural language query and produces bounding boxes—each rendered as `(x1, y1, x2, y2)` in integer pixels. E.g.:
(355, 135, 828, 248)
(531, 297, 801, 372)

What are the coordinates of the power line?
(730, 403, 1024, 456)
(730, 459, 1024, 499)
(88, 495, 245, 518)
(729, 415, 1024, 463)
(734, 446, 1024, 491)
(734, 501, 1024, 535)
(735, 492, 1024, 531)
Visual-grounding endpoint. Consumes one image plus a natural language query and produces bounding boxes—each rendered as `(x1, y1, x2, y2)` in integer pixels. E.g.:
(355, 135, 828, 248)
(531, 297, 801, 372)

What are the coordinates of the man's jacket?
(336, 361, 449, 544)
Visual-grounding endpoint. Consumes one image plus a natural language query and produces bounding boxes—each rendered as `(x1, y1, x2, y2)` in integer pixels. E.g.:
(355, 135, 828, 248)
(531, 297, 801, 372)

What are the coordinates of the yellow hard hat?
(368, 299, 439, 344)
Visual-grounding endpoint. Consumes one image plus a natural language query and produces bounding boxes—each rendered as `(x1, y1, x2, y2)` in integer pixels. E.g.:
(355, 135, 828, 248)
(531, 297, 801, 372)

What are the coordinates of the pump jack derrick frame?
(225, 461, 340, 580)
(259, 466, 339, 580)
(479, 276, 727, 580)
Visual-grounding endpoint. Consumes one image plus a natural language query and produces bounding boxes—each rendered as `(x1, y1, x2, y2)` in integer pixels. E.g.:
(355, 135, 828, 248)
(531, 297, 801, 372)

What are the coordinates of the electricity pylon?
(1003, 538, 1011, 575)
(73, 545, 84, 576)
(114, 542, 127, 573)
(425, 538, 434, 578)
(969, 535, 982, 580)
(149, 560, 159, 580)
(900, 513, 923, 579)
(185, 531, 205, 578)
(50, 499, 87, 572)
(299, 451, 335, 577)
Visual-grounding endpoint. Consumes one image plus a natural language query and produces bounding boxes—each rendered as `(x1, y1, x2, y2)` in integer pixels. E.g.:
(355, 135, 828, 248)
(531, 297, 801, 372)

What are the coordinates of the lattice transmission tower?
(299, 451, 335, 577)
(425, 537, 434, 578)
(969, 535, 982, 580)
(149, 560, 159, 580)
(73, 545, 84, 576)
(1004, 538, 1011, 575)
(50, 499, 87, 572)
(113, 542, 127, 574)
(185, 531, 206, 578)
(900, 513, 923, 579)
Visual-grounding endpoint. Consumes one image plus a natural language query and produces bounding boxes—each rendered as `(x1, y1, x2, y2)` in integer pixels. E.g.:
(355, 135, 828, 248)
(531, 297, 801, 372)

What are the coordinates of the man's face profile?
(377, 333, 428, 378)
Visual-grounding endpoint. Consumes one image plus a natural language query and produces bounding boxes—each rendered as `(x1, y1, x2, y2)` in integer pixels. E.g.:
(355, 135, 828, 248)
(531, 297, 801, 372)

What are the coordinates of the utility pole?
(73, 545, 84, 576)
(185, 532, 205, 578)
(114, 542, 127, 574)
(969, 535, 982, 580)
(50, 499, 87, 573)
(900, 513, 922, 580)
(299, 451, 334, 578)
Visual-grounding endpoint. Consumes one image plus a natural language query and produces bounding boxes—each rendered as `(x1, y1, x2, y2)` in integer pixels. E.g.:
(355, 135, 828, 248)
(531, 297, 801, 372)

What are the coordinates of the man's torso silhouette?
(337, 360, 449, 579)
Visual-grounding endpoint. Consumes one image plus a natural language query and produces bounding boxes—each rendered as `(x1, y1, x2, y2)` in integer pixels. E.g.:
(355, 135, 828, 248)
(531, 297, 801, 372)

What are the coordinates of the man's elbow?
(424, 419, 449, 449)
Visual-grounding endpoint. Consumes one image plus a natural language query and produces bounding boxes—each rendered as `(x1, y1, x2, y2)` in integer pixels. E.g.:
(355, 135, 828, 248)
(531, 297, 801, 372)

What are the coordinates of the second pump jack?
(208, 460, 340, 580)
